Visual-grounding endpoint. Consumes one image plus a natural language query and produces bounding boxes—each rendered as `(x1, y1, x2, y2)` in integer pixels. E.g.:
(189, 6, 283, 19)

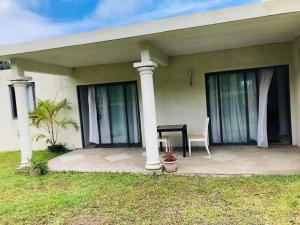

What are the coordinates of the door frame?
(77, 80, 142, 148)
(205, 64, 291, 146)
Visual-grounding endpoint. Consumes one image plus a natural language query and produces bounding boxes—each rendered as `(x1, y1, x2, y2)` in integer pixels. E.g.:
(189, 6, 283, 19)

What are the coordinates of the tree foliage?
(30, 98, 79, 146)
(0, 61, 11, 70)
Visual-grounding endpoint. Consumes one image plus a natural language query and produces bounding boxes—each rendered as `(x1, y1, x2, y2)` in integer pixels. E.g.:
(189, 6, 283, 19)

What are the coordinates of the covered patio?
(1, 0, 300, 172)
(49, 146, 300, 175)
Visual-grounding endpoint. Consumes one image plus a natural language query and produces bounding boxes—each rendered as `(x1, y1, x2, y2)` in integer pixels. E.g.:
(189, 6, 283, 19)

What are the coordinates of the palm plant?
(30, 98, 79, 148)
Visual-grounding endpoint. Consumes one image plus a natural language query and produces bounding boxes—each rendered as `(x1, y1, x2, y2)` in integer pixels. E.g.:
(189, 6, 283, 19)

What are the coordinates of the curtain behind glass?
(220, 73, 247, 143)
(125, 84, 140, 144)
(246, 72, 258, 142)
(88, 87, 99, 144)
(79, 87, 94, 147)
(96, 87, 111, 144)
(208, 76, 221, 143)
(108, 85, 128, 143)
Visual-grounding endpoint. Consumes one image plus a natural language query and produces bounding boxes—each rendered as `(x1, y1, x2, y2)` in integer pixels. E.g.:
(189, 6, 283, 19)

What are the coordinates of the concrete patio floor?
(48, 145, 300, 175)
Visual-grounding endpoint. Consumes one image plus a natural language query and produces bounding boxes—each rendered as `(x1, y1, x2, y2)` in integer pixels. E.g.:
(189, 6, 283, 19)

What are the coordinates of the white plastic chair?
(188, 117, 210, 157)
(158, 135, 170, 152)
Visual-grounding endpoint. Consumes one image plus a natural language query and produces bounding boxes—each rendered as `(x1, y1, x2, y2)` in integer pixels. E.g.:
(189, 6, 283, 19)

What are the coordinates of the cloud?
(85, 0, 234, 27)
(0, 0, 259, 45)
(74, 0, 241, 32)
(0, 0, 68, 44)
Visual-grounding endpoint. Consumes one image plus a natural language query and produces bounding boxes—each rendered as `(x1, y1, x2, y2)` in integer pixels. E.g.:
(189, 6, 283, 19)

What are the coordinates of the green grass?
(0, 151, 299, 225)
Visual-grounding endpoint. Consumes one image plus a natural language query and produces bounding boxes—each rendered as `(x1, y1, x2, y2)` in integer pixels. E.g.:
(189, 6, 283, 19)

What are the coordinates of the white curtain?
(246, 72, 258, 141)
(98, 87, 111, 144)
(220, 74, 247, 143)
(209, 76, 221, 143)
(88, 87, 99, 144)
(109, 86, 127, 143)
(257, 69, 274, 148)
(126, 84, 139, 144)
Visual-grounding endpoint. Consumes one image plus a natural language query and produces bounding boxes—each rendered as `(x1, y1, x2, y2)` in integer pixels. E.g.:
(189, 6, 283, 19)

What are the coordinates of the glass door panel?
(80, 82, 141, 148)
(219, 73, 247, 143)
(207, 66, 291, 146)
(267, 67, 291, 144)
(246, 72, 258, 142)
(125, 84, 141, 144)
(208, 76, 221, 144)
(108, 85, 128, 144)
(96, 86, 112, 144)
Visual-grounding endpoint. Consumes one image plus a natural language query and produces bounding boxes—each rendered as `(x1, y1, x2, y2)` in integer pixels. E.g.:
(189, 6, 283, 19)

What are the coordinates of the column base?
(145, 162, 163, 170)
(16, 163, 30, 173)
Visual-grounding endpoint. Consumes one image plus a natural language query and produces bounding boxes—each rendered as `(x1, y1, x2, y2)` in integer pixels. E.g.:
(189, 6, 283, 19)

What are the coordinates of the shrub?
(30, 98, 79, 147)
(29, 159, 49, 175)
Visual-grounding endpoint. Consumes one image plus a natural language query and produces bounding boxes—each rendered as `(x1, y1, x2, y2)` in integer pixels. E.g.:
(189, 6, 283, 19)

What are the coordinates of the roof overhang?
(0, 0, 300, 68)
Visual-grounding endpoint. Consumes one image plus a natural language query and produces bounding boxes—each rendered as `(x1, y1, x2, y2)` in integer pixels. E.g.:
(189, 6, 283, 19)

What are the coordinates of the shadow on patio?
(48, 145, 300, 175)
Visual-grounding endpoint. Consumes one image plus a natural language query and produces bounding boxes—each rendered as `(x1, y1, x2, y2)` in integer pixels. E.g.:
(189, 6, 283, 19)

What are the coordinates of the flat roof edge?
(0, 0, 299, 58)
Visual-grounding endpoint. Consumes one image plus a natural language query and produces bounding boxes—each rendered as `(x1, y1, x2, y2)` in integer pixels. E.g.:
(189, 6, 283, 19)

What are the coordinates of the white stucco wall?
(0, 41, 298, 151)
(73, 42, 294, 147)
(0, 70, 80, 151)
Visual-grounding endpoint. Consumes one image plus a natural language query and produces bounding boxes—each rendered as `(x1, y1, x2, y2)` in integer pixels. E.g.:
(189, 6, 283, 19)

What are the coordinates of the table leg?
(184, 126, 188, 156)
(159, 131, 163, 152)
(182, 129, 186, 157)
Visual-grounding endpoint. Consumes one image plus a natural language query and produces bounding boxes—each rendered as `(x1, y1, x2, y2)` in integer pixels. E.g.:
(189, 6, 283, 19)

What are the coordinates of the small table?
(157, 124, 188, 157)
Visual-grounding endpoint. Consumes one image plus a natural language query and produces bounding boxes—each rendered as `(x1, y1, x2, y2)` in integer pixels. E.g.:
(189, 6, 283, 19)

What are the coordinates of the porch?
(48, 145, 300, 175)
(1, 0, 300, 171)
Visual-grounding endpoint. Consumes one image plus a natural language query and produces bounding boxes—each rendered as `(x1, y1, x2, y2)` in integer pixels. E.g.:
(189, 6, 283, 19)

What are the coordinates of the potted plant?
(29, 160, 48, 177)
(30, 98, 79, 152)
(163, 147, 177, 172)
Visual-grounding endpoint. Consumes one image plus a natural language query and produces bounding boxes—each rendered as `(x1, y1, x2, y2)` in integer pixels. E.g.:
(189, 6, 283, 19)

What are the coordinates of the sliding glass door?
(78, 81, 141, 148)
(95, 86, 112, 144)
(206, 66, 291, 145)
(207, 72, 257, 144)
(219, 73, 248, 143)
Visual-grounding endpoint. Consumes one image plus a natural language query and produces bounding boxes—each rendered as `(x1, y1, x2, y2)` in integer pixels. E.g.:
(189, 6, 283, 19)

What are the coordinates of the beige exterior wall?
(155, 43, 294, 146)
(1, 41, 298, 151)
(0, 70, 80, 151)
(73, 42, 294, 147)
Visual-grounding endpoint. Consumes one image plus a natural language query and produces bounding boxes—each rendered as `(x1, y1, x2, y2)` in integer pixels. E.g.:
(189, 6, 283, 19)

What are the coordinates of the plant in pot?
(163, 146, 177, 173)
(29, 159, 48, 177)
(30, 98, 79, 152)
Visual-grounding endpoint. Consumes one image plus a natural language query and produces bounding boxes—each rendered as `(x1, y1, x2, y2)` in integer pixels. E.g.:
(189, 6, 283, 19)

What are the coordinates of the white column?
(134, 61, 162, 170)
(9, 64, 32, 168)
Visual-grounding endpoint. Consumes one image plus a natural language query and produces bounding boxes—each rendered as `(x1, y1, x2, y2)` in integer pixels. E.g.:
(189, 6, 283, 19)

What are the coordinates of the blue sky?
(0, 0, 268, 45)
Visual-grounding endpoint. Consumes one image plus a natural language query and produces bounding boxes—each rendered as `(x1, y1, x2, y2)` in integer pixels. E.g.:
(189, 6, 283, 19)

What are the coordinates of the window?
(9, 83, 35, 119)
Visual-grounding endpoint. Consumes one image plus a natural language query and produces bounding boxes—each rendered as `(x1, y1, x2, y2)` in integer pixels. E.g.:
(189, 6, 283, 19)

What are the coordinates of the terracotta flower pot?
(29, 168, 42, 177)
(164, 160, 177, 172)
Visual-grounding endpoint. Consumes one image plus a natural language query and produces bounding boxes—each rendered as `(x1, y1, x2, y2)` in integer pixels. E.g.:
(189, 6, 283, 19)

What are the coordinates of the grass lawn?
(0, 151, 299, 225)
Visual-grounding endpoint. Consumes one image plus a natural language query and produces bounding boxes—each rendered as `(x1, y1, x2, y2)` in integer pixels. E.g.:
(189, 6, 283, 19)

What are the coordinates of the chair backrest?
(203, 117, 210, 138)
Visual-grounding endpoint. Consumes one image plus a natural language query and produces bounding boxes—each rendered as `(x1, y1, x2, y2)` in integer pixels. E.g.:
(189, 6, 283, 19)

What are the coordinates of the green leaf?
(30, 98, 79, 146)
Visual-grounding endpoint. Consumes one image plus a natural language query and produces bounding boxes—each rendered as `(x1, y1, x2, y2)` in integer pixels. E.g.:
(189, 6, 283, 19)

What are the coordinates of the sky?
(0, 0, 270, 45)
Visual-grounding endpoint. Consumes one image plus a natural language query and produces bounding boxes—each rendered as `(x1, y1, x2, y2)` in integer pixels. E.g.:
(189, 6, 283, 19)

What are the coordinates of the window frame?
(77, 80, 142, 148)
(205, 65, 291, 146)
(9, 82, 36, 119)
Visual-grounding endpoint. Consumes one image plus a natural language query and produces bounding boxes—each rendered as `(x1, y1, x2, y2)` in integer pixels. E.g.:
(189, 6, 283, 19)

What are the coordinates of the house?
(0, 0, 300, 170)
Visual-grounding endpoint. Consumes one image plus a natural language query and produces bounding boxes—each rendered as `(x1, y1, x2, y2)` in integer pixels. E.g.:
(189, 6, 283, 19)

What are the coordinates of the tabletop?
(157, 124, 186, 131)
